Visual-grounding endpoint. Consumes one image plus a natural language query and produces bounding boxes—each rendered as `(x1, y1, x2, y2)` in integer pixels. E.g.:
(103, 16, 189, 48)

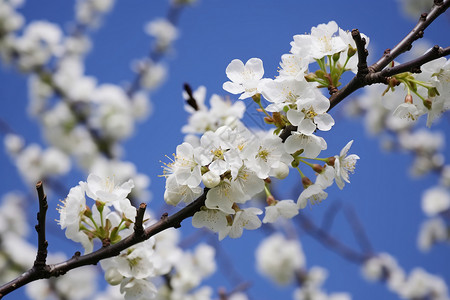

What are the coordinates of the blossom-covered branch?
(0, 183, 208, 298)
(329, 0, 450, 110)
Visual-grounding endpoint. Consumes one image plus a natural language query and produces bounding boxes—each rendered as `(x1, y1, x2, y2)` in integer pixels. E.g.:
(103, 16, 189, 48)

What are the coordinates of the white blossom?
(287, 96, 334, 134)
(334, 140, 359, 190)
(417, 218, 448, 252)
(297, 184, 328, 209)
(263, 199, 299, 223)
(256, 233, 305, 285)
(223, 58, 264, 99)
(284, 132, 327, 158)
(421, 186, 450, 216)
(82, 173, 134, 206)
(145, 18, 178, 51)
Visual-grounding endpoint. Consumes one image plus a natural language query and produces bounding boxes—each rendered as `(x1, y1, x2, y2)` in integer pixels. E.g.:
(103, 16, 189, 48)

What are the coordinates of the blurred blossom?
(398, 268, 449, 300)
(144, 18, 179, 52)
(4, 133, 24, 155)
(134, 59, 168, 90)
(13, 144, 71, 185)
(0, 192, 28, 236)
(15, 21, 63, 71)
(396, 0, 433, 20)
(256, 233, 305, 285)
(76, 0, 115, 27)
(90, 84, 135, 140)
(417, 218, 448, 252)
(421, 186, 450, 217)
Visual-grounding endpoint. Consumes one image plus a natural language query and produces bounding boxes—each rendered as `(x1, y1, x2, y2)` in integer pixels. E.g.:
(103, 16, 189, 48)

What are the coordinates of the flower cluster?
(256, 233, 352, 300)
(57, 174, 136, 254)
(57, 173, 217, 300)
(182, 85, 246, 143)
(164, 21, 362, 240)
(344, 44, 450, 254)
(363, 253, 449, 300)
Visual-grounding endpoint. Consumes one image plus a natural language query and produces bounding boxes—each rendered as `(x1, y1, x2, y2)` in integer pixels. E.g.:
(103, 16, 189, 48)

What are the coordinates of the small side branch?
(369, 0, 450, 72)
(352, 29, 369, 76)
(184, 83, 200, 111)
(34, 181, 48, 269)
(134, 203, 147, 237)
(379, 45, 450, 77)
(298, 213, 369, 264)
(327, 0, 449, 111)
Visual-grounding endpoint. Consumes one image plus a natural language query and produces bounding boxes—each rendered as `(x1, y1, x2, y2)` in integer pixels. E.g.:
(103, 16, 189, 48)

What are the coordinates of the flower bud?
(332, 52, 341, 62)
(388, 77, 400, 88)
(304, 73, 317, 82)
(347, 46, 356, 57)
(252, 93, 261, 103)
(315, 69, 326, 79)
(423, 99, 432, 110)
(326, 157, 336, 166)
(428, 87, 439, 98)
(95, 200, 104, 213)
(264, 116, 274, 124)
(202, 171, 221, 188)
(301, 176, 313, 188)
(312, 164, 324, 173)
(272, 112, 285, 128)
(267, 195, 276, 206)
(404, 94, 413, 104)
(84, 205, 92, 218)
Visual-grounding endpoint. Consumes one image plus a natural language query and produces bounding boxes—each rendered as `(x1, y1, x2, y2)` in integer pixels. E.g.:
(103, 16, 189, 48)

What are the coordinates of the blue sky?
(0, 1, 449, 299)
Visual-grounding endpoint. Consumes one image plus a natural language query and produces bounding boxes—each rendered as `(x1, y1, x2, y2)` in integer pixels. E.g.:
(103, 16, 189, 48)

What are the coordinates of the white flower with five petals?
(287, 97, 334, 135)
(223, 58, 264, 99)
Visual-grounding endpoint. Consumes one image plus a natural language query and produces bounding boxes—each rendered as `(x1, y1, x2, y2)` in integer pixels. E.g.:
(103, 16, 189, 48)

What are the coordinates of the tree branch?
(328, 0, 450, 111)
(33, 181, 49, 269)
(0, 189, 208, 298)
(298, 213, 370, 264)
(379, 45, 450, 77)
(352, 29, 369, 76)
(369, 0, 450, 73)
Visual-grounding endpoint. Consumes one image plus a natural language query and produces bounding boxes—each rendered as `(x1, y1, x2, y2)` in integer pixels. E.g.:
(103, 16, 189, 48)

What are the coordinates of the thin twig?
(133, 203, 147, 237)
(379, 45, 450, 77)
(321, 200, 343, 232)
(33, 181, 49, 269)
(298, 213, 369, 264)
(352, 29, 369, 76)
(342, 205, 374, 254)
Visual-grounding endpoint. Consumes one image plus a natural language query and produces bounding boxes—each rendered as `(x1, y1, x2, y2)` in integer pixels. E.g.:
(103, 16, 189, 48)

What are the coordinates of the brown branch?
(352, 29, 369, 76)
(328, 0, 450, 111)
(133, 203, 147, 237)
(184, 83, 200, 111)
(369, 0, 450, 73)
(33, 181, 49, 269)
(379, 45, 450, 77)
(342, 205, 374, 254)
(298, 213, 370, 264)
(0, 189, 208, 298)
